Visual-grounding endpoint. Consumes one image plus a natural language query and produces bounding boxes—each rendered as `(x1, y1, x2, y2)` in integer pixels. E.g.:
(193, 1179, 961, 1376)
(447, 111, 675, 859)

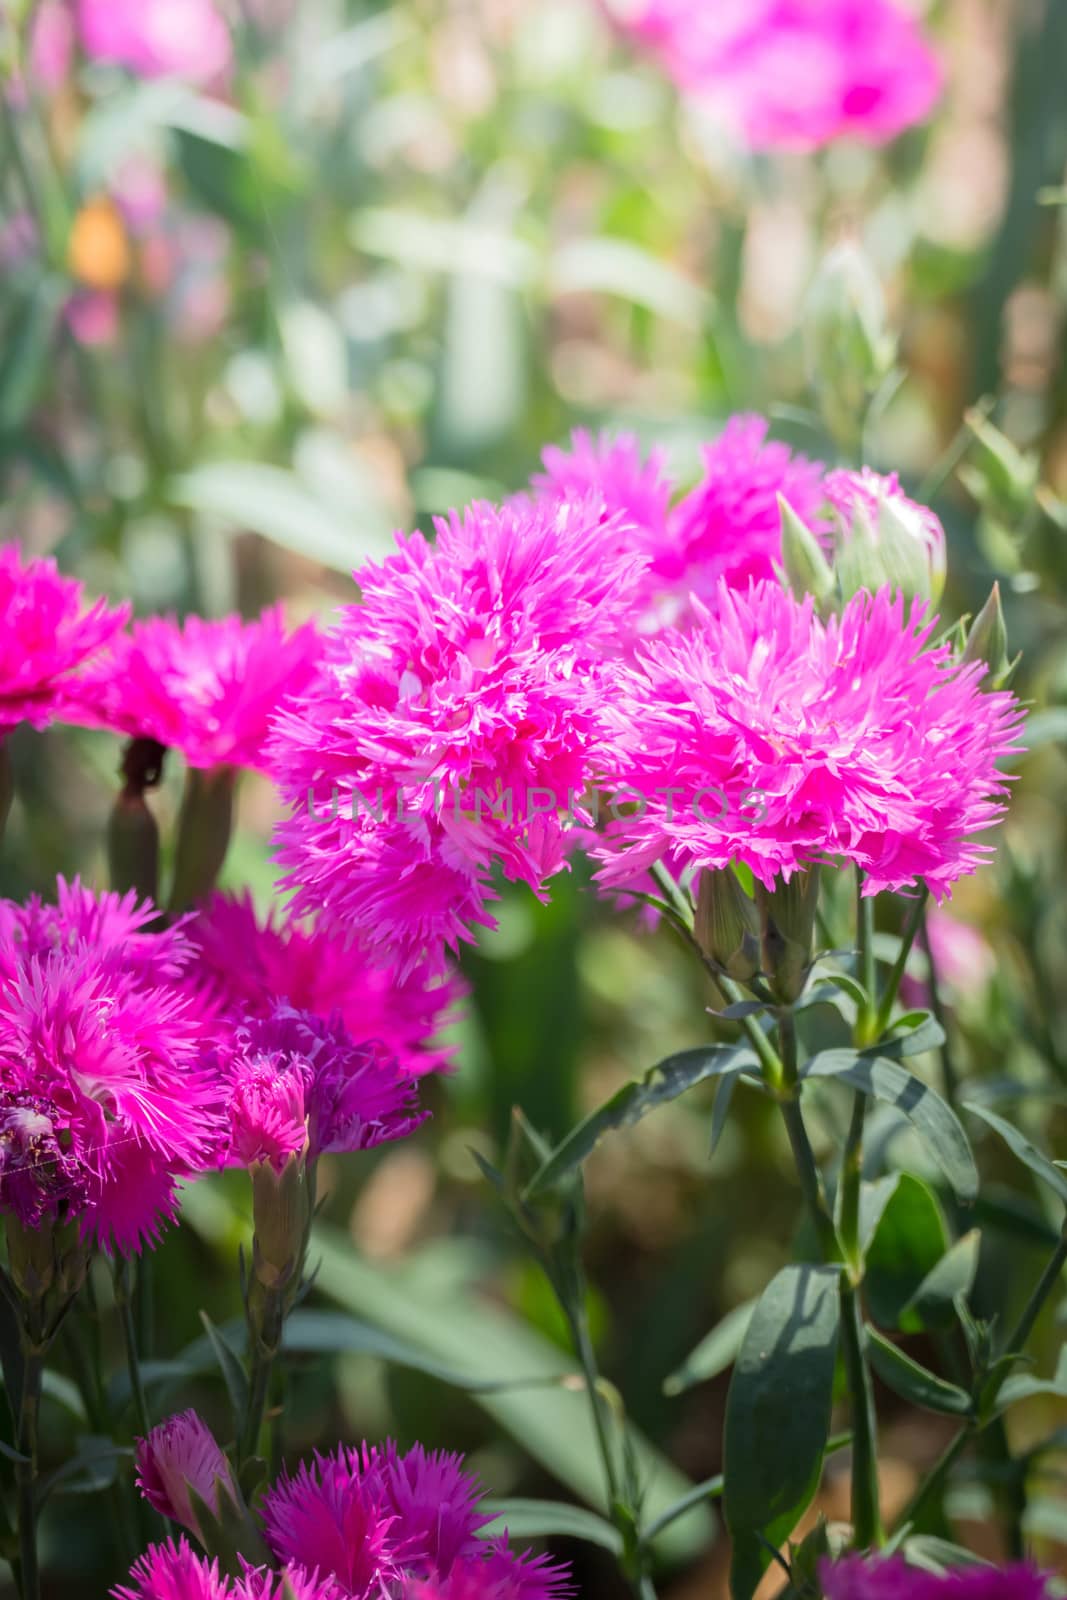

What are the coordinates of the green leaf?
(994, 1346, 1067, 1410)
(900, 1231, 981, 1334)
(525, 1045, 759, 1198)
(172, 461, 395, 574)
(199, 1311, 249, 1430)
(38, 1438, 131, 1505)
(549, 238, 710, 328)
(663, 1299, 756, 1396)
(1019, 707, 1067, 749)
(479, 1498, 623, 1555)
(864, 1327, 972, 1416)
(963, 1103, 1067, 1207)
(709, 1070, 744, 1157)
(862, 1175, 949, 1328)
(724, 1264, 841, 1600)
(903, 1535, 992, 1572)
(802, 1052, 977, 1201)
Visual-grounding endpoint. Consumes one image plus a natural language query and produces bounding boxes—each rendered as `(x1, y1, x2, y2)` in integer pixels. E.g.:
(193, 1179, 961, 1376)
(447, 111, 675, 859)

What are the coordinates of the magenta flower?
(114, 1541, 343, 1600)
(824, 466, 947, 602)
(72, 608, 321, 774)
(135, 1412, 239, 1542)
(272, 497, 641, 972)
(0, 879, 221, 1252)
(615, 0, 942, 151)
(189, 892, 461, 1079)
(596, 580, 1023, 902)
(534, 430, 672, 555)
(261, 1446, 405, 1599)
(220, 1006, 425, 1171)
(76, 0, 231, 84)
(900, 907, 996, 1012)
(820, 1555, 1053, 1600)
(0, 543, 127, 737)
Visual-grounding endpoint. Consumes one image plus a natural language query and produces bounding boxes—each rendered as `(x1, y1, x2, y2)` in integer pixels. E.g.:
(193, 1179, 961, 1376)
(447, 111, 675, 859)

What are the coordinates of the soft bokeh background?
(2, 0, 1067, 1594)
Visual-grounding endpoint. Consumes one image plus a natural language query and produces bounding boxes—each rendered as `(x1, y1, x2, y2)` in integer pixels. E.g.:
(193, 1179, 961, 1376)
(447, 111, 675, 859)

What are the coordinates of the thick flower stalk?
(611, 0, 942, 151)
(272, 496, 643, 974)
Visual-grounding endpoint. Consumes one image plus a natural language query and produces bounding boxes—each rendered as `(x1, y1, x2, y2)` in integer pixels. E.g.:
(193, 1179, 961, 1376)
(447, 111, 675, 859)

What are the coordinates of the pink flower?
(615, 0, 942, 151)
(533, 430, 672, 554)
(188, 892, 461, 1079)
(272, 497, 642, 972)
(596, 581, 1023, 902)
(261, 1446, 406, 1599)
(114, 1542, 342, 1600)
(657, 415, 827, 616)
(76, 0, 231, 85)
(901, 907, 996, 1011)
(0, 879, 222, 1252)
(135, 1411, 239, 1542)
(0, 543, 127, 736)
(399, 1546, 572, 1600)
(29, 0, 74, 90)
(824, 466, 947, 603)
(820, 1556, 1053, 1600)
(72, 608, 321, 773)
(220, 1006, 425, 1171)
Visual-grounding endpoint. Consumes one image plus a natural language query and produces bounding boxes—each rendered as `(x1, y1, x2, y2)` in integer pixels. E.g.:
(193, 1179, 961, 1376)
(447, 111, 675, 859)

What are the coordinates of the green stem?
(898, 1425, 972, 1530)
(62, 1324, 138, 1566)
(239, 1284, 286, 1468)
(719, 974, 784, 1089)
(15, 1333, 43, 1600)
(565, 1299, 620, 1509)
(168, 767, 237, 912)
(856, 874, 877, 1045)
(1001, 1224, 1067, 1359)
(0, 741, 11, 846)
(919, 907, 960, 1106)
(114, 1262, 151, 1441)
(840, 1283, 882, 1547)
(838, 1092, 867, 1272)
(777, 1010, 839, 1261)
(871, 887, 929, 1040)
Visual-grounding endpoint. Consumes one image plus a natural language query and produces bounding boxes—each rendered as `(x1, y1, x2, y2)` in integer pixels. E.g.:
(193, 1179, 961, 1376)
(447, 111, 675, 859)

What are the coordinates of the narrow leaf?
(479, 1498, 623, 1554)
(199, 1311, 249, 1428)
(994, 1347, 1067, 1411)
(724, 1265, 841, 1600)
(864, 1327, 972, 1416)
(526, 1046, 758, 1198)
(900, 1231, 981, 1334)
(863, 1174, 948, 1328)
(664, 1299, 756, 1396)
(963, 1104, 1067, 1207)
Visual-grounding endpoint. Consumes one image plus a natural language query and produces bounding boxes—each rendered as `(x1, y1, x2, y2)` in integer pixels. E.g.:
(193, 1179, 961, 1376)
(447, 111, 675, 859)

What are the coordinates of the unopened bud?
(960, 409, 1038, 522)
(803, 242, 895, 446)
(136, 1410, 269, 1571)
(695, 867, 761, 983)
(169, 766, 237, 912)
(5, 1211, 57, 1300)
(777, 495, 835, 611)
(827, 468, 946, 606)
(960, 583, 1015, 688)
(108, 738, 165, 903)
(250, 1153, 309, 1292)
(754, 868, 821, 1005)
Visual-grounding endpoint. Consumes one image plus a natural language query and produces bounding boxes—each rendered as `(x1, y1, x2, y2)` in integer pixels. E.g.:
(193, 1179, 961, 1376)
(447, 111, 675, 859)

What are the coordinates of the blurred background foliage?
(2, 0, 1067, 1594)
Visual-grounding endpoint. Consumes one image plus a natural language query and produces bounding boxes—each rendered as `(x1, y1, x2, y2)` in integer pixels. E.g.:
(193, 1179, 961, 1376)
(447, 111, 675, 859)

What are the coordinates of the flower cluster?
(271, 496, 643, 972)
(0, 880, 219, 1252)
(0, 543, 127, 737)
(612, 0, 942, 151)
(120, 1414, 571, 1600)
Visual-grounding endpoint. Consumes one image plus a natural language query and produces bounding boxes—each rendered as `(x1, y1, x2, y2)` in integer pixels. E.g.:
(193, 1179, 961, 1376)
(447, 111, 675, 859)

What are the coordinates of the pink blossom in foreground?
(219, 1005, 425, 1171)
(189, 892, 461, 1079)
(596, 581, 1022, 902)
(0, 880, 221, 1251)
(135, 1412, 239, 1541)
(72, 608, 320, 773)
(0, 543, 127, 736)
(615, 0, 942, 151)
(824, 466, 947, 603)
(76, 0, 231, 85)
(820, 1555, 1053, 1600)
(272, 497, 642, 972)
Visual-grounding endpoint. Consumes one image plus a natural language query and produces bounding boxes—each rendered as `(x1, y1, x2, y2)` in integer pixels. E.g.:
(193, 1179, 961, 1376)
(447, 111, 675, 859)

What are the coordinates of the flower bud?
(777, 495, 835, 612)
(803, 242, 895, 446)
(960, 582, 1015, 688)
(250, 1153, 310, 1293)
(136, 1410, 240, 1545)
(826, 469, 946, 606)
(694, 867, 761, 983)
(753, 867, 821, 1005)
(169, 766, 237, 912)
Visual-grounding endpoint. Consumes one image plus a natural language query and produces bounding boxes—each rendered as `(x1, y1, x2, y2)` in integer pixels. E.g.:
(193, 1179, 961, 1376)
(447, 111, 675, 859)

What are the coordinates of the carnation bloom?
(533, 430, 672, 553)
(614, 0, 942, 151)
(272, 497, 642, 972)
(188, 892, 460, 1079)
(135, 1411, 239, 1541)
(0, 880, 220, 1251)
(220, 1005, 425, 1172)
(114, 1541, 343, 1600)
(72, 607, 320, 774)
(820, 1555, 1053, 1600)
(596, 580, 1022, 902)
(76, 0, 231, 84)
(0, 543, 127, 736)
(824, 466, 947, 604)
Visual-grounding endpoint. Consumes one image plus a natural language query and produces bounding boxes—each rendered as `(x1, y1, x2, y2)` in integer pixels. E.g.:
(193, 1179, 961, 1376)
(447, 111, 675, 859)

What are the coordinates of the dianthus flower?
(0, 543, 127, 736)
(220, 1005, 425, 1172)
(820, 1555, 1053, 1600)
(76, 0, 231, 84)
(136, 1411, 239, 1542)
(824, 466, 947, 603)
(72, 607, 320, 774)
(534, 429, 672, 553)
(614, 0, 942, 151)
(189, 892, 461, 1079)
(272, 497, 643, 972)
(596, 580, 1022, 902)
(0, 879, 221, 1252)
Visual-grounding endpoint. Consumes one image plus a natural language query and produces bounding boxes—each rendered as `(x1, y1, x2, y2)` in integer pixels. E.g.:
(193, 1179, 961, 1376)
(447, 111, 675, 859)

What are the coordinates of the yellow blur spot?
(67, 198, 131, 291)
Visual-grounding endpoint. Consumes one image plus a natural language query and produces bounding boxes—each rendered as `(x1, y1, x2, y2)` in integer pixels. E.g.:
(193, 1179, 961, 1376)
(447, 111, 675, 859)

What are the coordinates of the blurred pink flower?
(0, 542, 127, 736)
(820, 1556, 1052, 1600)
(64, 288, 121, 347)
(596, 580, 1022, 902)
(29, 0, 73, 89)
(72, 607, 321, 773)
(271, 498, 642, 973)
(188, 891, 461, 1079)
(76, 0, 231, 85)
(614, 0, 942, 151)
(901, 907, 996, 1010)
(135, 1411, 239, 1542)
